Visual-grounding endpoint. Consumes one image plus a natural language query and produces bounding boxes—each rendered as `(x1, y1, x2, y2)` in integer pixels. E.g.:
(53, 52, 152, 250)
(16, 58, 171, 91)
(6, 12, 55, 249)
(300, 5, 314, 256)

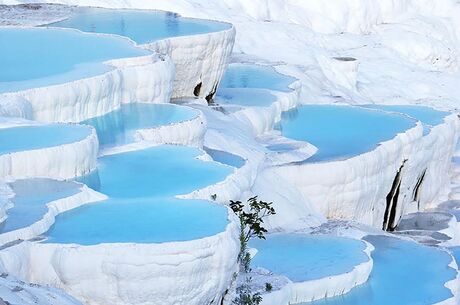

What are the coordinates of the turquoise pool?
(303, 236, 456, 305)
(250, 234, 369, 282)
(49, 8, 230, 44)
(0, 124, 92, 155)
(45, 145, 233, 244)
(220, 64, 295, 92)
(81, 103, 198, 147)
(363, 104, 450, 135)
(216, 88, 278, 107)
(278, 105, 416, 162)
(204, 147, 245, 168)
(0, 179, 80, 233)
(0, 27, 149, 93)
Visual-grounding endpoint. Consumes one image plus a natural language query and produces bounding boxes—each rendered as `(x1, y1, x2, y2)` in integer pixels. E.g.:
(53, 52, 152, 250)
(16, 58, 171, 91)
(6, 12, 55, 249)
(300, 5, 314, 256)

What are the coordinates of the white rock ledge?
(0, 211, 240, 305)
(144, 25, 236, 99)
(0, 182, 107, 247)
(260, 240, 374, 305)
(230, 80, 302, 136)
(274, 120, 424, 228)
(134, 107, 207, 147)
(0, 123, 99, 180)
(273, 110, 460, 230)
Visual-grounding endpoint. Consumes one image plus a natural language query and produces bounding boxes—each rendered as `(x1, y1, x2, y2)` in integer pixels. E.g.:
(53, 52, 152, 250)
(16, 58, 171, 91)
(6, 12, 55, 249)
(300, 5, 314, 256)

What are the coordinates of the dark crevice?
(387, 179, 402, 232)
(220, 289, 228, 305)
(205, 82, 219, 104)
(193, 82, 202, 97)
(412, 168, 427, 211)
(383, 160, 407, 231)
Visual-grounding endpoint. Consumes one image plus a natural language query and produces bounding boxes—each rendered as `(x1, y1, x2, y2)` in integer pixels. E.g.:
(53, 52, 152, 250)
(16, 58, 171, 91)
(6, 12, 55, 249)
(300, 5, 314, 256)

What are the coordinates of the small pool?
(81, 103, 198, 147)
(363, 105, 450, 135)
(204, 147, 245, 168)
(278, 105, 416, 162)
(250, 234, 369, 282)
(0, 27, 149, 93)
(215, 88, 278, 107)
(45, 145, 233, 244)
(302, 236, 456, 305)
(0, 124, 92, 155)
(49, 8, 231, 44)
(0, 179, 80, 233)
(220, 64, 295, 92)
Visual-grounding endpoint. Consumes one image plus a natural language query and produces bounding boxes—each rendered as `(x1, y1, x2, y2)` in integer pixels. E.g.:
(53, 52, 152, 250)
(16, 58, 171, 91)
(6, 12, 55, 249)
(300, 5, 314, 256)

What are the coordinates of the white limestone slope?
(0, 211, 239, 305)
(0, 50, 174, 123)
(0, 120, 98, 180)
(0, 272, 84, 305)
(260, 240, 374, 305)
(0, 182, 106, 247)
(145, 26, 236, 99)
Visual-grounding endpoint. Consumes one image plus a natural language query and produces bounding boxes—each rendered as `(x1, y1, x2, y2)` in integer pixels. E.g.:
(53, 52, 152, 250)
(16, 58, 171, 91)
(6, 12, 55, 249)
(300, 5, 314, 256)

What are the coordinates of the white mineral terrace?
(0, 1, 459, 305)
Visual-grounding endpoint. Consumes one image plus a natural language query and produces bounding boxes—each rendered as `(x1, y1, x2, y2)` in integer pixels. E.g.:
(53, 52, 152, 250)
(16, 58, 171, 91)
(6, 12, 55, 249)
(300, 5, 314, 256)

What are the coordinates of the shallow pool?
(215, 88, 277, 107)
(278, 105, 416, 162)
(49, 8, 230, 44)
(363, 104, 450, 135)
(0, 179, 80, 233)
(302, 235, 456, 305)
(45, 145, 233, 244)
(0, 27, 149, 93)
(220, 64, 295, 92)
(81, 103, 198, 147)
(0, 124, 92, 155)
(250, 234, 369, 282)
(204, 147, 245, 168)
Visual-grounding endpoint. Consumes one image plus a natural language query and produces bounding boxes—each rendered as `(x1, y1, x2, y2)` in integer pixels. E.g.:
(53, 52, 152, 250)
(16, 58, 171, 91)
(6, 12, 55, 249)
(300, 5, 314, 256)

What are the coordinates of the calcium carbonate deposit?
(0, 1, 459, 305)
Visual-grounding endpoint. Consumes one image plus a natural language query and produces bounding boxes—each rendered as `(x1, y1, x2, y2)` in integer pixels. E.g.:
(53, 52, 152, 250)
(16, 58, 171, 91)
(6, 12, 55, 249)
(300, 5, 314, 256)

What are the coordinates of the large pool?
(0, 27, 149, 93)
(302, 236, 456, 305)
(0, 124, 92, 155)
(250, 234, 369, 282)
(220, 64, 295, 92)
(49, 8, 231, 44)
(0, 179, 80, 233)
(81, 103, 198, 147)
(363, 104, 450, 135)
(45, 145, 233, 244)
(278, 105, 416, 162)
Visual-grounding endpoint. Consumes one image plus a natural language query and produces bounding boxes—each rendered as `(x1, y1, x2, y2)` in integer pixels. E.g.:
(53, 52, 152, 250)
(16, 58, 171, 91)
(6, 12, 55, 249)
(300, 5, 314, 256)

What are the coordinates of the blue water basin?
(45, 145, 233, 244)
(0, 124, 92, 155)
(204, 147, 245, 168)
(302, 235, 456, 305)
(49, 8, 231, 44)
(215, 88, 278, 107)
(278, 105, 416, 162)
(0, 179, 81, 233)
(220, 64, 295, 92)
(363, 104, 450, 135)
(250, 234, 369, 282)
(81, 103, 198, 147)
(0, 27, 149, 93)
